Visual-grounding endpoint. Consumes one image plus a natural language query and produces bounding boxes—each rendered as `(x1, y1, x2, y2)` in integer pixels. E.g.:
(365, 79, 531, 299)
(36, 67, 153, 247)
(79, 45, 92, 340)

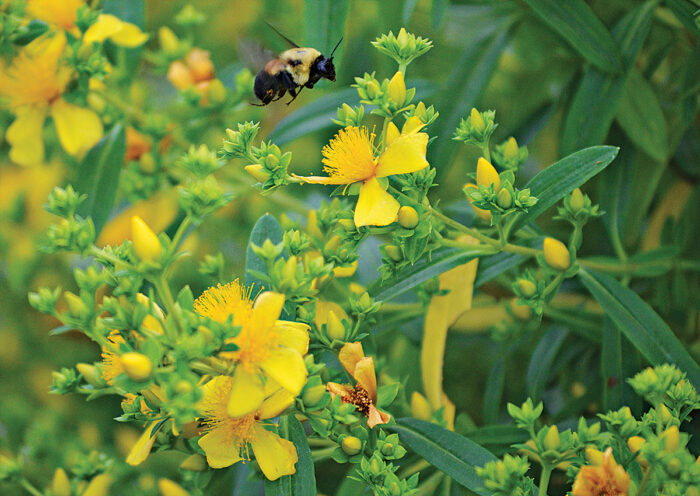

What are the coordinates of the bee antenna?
(329, 36, 343, 59)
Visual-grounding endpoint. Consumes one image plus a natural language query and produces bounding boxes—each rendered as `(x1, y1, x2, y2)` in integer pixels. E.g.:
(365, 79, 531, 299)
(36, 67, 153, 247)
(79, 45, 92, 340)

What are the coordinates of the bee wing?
(237, 38, 276, 72)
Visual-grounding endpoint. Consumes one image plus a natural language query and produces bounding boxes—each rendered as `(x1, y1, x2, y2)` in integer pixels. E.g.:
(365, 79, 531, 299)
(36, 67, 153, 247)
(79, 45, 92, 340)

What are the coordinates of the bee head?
(315, 57, 336, 81)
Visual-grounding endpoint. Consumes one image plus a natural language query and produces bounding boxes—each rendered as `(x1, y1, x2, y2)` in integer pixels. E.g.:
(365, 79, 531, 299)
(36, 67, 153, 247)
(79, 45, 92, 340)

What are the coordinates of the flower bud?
(325, 310, 346, 341)
(510, 299, 531, 321)
(397, 28, 409, 49)
(244, 164, 270, 183)
(463, 183, 491, 221)
(585, 447, 604, 466)
(365, 80, 381, 100)
(158, 27, 180, 54)
(131, 216, 163, 262)
(77, 363, 104, 388)
(543, 425, 561, 451)
(397, 206, 419, 228)
(333, 261, 357, 278)
(52, 468, 71, 496)
(139, 153, 157, 174)
(82, 474, 112, 496)
(64, 291, 88, 319)
(476, 157, 500, 190)
(496, 188, 513, 209)
(666, 457, 682, 477)
(207, 79, 227, 105)
(324, 235, 342, 254)
(120, 352, 153, 382)
(302, 384, 326, 407)
(158, 478, 190, 496)
(504, 137, 519, 161)
(142, 386, 165, 409)
(180, 454, 207, 472)
(570, 188, 585, 212)
(341, 436, 363, 456)
(627, 436, 647, 466)
(659, 404, 672, 423)
(381, 443, 395, 456)
(516, 279, 537, 298)
(662, 425, 680, 452)
(388, 71, 406, 107)
(543, 237, 571, 271)
(337, 218, 355, 231)
(282, 256, 298, 282)
(410, 391, 432, 421)
(385, 245, 403, 262)
(470, 108, 485, 133)
(414, 101, 427, 121)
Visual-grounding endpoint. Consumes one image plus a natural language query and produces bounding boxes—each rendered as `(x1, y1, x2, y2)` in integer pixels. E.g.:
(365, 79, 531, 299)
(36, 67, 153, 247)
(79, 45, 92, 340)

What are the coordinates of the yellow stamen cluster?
(321, 127, 377, 183)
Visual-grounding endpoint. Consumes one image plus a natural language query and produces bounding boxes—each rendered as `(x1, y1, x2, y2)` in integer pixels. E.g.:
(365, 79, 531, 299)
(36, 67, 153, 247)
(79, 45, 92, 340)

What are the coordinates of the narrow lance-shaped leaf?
(75, 124, 126, 236)
(561, 1, 656, 154)
(388, 418, 496, 495)
(578, 267, 700, 387)
(264, 415, 316, 496)
(506, 146, 619, 234)
(522, 0, 623, 73)
(526, 327, 568, 402)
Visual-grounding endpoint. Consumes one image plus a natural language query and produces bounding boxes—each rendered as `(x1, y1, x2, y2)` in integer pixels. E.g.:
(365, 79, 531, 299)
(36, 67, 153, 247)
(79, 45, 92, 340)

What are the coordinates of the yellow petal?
(385, 122, 400, 147)
(6, 106, 47, 166)
(275, 321, 310, 355)
(291, 173, 348, 185)
(314, 301, 349, 331)
(252, 291, 285, 331)
(126, 421, 162, 466)
(50, 98, 103, 157)
(108, 22, 149, 47)
(326, 381, 352, 400)
(251, 424, 298, 481)
(198, 428, 243, 469)
(421, 235, 479, 430)
(402, 116, 425, 134)
(353, 357, 378, 402)
(338, 342, 365, 376)
(375, 132, 429, 177)
(258, 387, 295, 419)
(354, 177, 400, 227)
(367, 404, 391, 428)
(227, 366, 265, 417)
(260, 348, 307, 396)
(83, 14, 124, 44)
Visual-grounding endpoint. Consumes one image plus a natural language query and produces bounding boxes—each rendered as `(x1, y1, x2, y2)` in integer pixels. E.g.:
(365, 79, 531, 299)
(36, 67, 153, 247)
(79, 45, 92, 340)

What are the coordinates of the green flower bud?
(77, 363, 105, 388)
(516, 279, 537, 298)
(64, 291, 89, 319)
(385, 245, 403, 262)
(341, 436, 362, 455)
(543, 425, 561, 451)
(496, 188, 513, 209)
(470, 107, 485, 133)
(570, 188, 585, 212)
(302, 385, 326, 407)
(397, 206, 419, 229)
(325, 310, 346, 341)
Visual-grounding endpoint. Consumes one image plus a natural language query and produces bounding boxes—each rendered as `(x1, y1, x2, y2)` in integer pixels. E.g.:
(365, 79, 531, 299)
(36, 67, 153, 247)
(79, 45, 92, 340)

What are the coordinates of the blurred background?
(0, 0, 697, 494)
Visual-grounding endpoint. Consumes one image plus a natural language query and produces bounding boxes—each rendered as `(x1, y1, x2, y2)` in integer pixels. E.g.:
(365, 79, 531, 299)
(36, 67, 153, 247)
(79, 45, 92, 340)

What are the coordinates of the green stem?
(154, 276, 177, 318)
(481, 143, 491, 163)
(379, 116, 391, 153)
(398, 62, 408, 75)
(537, 465, 552, 496)
(310, 446, 336, 462)
(20, 478, 43, 496)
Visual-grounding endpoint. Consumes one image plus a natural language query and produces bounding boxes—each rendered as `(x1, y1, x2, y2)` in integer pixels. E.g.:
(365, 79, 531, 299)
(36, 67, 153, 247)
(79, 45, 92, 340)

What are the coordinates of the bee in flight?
(252, 25, 342, 106)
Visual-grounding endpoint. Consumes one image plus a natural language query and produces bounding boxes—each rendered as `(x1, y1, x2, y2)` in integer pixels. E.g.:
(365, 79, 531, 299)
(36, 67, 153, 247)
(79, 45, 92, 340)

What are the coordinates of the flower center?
(321, 127, 378, 184)
(347, 384, 373, 416)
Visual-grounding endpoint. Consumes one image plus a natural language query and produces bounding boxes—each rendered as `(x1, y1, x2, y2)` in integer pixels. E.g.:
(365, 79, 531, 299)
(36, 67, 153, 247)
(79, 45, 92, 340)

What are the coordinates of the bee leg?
(286, 87, 302, 105)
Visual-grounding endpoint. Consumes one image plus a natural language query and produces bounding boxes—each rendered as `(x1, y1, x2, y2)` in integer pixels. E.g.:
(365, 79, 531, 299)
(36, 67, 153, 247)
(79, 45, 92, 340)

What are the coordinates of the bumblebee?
(253, 27, 342, 106)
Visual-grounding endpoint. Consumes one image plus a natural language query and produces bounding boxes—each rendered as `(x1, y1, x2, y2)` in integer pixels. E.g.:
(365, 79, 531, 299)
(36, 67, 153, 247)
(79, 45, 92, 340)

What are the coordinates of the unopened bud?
(504, 137, 519, 161)
(470, 108, 485, 133)
(585, 447, 603, 466)
(516, 279, 536, 298)
(397, 206, 419, 229)
(410, 392, 432, 421)
(666, 457, 682, 477)
(244, 164, 270, 183)
(52, 468, 71, 496)
(387, 71, 406, 107)
(158, 27, 180, 54)
(121, 352, 153, 382)
(324, 235, 342, 254)
(365, 80, 381, 100)
(180, 454, 207, 472)
(662, 426, 680, 452)
(82, 474, 112, 496)
(341, 436, 362, 456)
(543, 425, 561, 451)
(131, 216, 163, 262)
(397, 28, 409, 49)
(476, 157, 500, 190)
(77, 363, 104, 388)
(158, 478, 190, 496)
(385, 245, 403, 262)
(543, 237, 571, 271)
(496, 188, 513, 209)
(302, 384, 326, 407)
(659, 404, 672, 423)
(282, 256, 297, 282)
(628, 436, 646, 453)
(510, 299, 531, 321)
(64, 291, 88, 319)
(381, 443, 395, 456)
(570, 188, 585, 211)
(325, 310, 346, 341)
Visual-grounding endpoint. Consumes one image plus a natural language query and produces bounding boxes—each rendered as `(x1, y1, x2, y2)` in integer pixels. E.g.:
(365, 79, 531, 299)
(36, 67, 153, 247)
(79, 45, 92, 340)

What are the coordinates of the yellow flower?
(0, 33, 103, 165)
(25, 0, 84, 32)
(197, 375, 298, 480)
(295, 122, 429, 227)
(572, 447, 630, 496)
(101, 331, 126, 385)
(83, 14, 149, 48)
(194, 281, 309, 417)
(131, 215, 163, 262)
(326, 342, 391, 428)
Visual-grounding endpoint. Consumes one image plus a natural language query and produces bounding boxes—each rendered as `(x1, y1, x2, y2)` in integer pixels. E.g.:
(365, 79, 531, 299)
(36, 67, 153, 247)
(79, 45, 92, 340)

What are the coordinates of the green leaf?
(601, 318, 623, 411)
(578, 267, 700, 387)
(483, 355, 506, 424)
(269, 81, 436, 146)
(403, 0, 419, 23)
(433, 21, 514, 176)
(463, 425, 529, 450)
(75, 124, 126, 236)
(369, 246, 495, 302)
(432, 0, 449, 30)
(616, 69, 668, 161)
(246, 214, 284, 290)
(522, 0, 623, 73)
(303, 0, 348, 61)
(507, 146, 619, 234)
(389, 418, 496, 495)
(264, 416, 316, 496)
(526, 327, 568, 402)
(561, 1, 655, 154)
